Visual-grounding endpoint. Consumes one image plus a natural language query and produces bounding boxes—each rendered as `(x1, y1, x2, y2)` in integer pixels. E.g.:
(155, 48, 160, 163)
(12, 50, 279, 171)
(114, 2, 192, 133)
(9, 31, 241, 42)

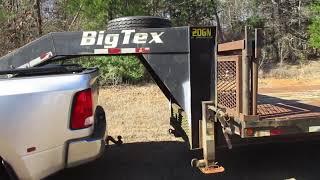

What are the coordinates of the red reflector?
(108, 48, 121, 54)
(136, 47, 150, 53)
(40, 52, 47, 59)
(71, 89, 93, 130)
(270, 129, 283, 136)
(27, 147, 36, 153)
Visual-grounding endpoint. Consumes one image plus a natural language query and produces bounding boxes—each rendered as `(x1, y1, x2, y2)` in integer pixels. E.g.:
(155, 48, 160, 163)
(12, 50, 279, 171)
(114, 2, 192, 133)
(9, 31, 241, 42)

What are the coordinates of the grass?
(98, 84, 178, 143)
(260, 60, 320, 80)
(259, 60, 320, 88)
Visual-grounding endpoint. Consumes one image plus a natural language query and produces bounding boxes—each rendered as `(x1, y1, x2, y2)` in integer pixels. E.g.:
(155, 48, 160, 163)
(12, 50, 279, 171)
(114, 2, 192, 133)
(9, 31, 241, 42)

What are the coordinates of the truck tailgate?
(0, 68, 99, 157)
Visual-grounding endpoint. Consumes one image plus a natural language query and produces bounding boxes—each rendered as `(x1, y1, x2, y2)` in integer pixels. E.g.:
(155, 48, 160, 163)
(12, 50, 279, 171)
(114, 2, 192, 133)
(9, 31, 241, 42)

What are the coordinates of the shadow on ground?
(47, 140, 320, 180)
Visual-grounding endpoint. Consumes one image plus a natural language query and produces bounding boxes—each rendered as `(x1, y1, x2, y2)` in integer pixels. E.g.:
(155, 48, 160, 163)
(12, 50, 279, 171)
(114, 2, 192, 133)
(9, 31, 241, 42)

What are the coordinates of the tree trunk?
(34, 0, 42, 36)
(214, 9, 225, 42)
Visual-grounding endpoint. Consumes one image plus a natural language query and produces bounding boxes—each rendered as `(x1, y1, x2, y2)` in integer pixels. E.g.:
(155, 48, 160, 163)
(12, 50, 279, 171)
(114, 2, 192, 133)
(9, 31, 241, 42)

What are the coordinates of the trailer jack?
(191, 102, 225, 174)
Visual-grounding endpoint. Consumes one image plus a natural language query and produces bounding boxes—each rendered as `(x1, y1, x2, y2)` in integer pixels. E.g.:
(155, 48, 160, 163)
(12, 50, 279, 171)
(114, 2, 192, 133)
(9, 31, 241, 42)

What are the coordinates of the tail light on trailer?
(244, 128, 286, 137)
(270, 128, 284, 136)
(70, 88, 93, 130)
(245, 128, 254, 137)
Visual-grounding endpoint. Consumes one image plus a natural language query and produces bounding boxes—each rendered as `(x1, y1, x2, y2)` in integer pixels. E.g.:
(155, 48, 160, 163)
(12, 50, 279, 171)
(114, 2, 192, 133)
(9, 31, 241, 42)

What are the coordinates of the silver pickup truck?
(0, 65, 106, 179)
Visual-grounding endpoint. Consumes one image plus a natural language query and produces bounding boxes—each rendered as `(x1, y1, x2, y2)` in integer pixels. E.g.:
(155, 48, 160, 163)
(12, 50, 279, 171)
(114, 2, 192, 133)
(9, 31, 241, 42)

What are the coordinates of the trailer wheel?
(107, 16, 171, 30)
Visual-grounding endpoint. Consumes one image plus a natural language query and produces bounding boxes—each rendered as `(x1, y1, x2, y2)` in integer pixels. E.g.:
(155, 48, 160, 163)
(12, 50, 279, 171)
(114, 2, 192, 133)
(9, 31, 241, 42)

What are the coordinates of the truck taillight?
(70, 88, 93, 130)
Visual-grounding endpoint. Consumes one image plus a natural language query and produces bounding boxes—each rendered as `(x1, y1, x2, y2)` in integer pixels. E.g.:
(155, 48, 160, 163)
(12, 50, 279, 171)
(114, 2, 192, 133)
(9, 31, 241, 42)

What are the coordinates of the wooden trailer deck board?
(257, 89, 320, 120)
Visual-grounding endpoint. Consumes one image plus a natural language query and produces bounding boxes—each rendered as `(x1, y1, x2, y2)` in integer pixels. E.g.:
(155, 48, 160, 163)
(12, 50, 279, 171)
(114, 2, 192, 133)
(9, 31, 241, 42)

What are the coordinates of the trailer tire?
(107, 16, 171, 30)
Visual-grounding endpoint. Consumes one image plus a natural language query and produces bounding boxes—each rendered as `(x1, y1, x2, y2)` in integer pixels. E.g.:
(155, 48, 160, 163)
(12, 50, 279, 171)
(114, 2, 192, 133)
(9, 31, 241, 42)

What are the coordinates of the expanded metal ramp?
(258, 89, 320, 121)
(217, 55, 242, 115)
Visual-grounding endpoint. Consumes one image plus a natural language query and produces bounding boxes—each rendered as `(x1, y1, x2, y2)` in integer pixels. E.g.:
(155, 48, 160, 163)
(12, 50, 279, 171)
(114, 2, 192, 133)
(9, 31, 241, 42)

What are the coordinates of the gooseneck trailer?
(1, 16, 320, 174)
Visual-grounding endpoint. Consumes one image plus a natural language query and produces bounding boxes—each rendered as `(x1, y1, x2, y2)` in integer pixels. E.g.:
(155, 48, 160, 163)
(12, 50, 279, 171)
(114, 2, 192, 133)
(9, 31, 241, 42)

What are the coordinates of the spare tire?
(107, 16, 171, 30)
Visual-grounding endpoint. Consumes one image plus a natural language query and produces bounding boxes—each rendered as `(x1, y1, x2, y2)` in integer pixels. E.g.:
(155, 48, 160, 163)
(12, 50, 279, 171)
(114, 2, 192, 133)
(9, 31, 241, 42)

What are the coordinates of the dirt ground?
(47, 82, 320, 180)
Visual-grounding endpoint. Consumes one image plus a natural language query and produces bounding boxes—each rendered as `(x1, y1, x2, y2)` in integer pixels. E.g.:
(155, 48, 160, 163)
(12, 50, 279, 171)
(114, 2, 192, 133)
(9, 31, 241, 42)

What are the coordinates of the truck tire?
(0, 159, 9, 180)
(107, 16, 171, 30)
(0, 159, 17, 180)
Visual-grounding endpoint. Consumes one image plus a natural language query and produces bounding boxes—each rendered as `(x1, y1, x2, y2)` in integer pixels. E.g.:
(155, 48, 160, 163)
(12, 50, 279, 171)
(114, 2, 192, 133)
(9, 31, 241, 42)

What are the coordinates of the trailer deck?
(212, 27, 320, 144)
(258, 87, 320, 121)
